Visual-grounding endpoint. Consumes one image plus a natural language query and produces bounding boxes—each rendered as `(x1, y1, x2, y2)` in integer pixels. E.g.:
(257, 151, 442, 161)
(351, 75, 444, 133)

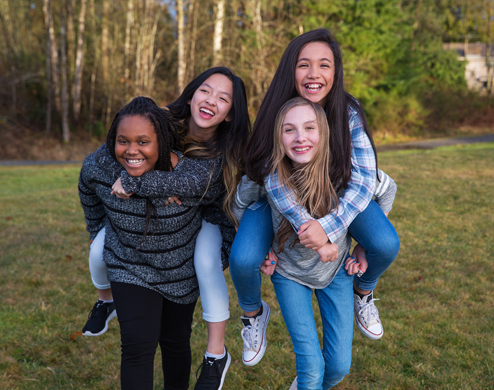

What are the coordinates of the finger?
(297, 222, 309, 235)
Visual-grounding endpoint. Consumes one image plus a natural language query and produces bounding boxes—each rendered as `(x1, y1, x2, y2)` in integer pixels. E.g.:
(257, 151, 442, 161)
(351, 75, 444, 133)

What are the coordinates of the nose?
(126, 143, 139, 155)
(205, 96, 216, 106)
(307, 66, 319, 79)
(294, 130, 307, 142)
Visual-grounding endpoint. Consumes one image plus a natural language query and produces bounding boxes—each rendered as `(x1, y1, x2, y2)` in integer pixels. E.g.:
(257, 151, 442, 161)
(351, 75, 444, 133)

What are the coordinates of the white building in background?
(443, 42, 494, 93)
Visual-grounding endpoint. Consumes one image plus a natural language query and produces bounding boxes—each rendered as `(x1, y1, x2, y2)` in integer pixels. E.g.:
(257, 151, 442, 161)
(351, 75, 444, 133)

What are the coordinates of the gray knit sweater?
(79, 144, 226, 304)
(232, 170, 397, 289)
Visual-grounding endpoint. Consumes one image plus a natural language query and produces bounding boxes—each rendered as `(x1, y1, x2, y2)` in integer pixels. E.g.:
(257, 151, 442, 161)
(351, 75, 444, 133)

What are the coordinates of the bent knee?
(365, 228, 401, 261)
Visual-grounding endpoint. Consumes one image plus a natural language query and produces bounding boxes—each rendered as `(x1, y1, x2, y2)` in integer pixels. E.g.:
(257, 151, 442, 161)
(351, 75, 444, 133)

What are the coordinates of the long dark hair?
(106, 96, 176, 243)
(246, 28, 378, 190)
(167, 67, 251, 225)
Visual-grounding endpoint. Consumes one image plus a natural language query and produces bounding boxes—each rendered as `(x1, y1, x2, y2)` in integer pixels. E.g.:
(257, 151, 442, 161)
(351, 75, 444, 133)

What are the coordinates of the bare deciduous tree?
(73, 0, 87, 121)
(212, 0, 225, 66)
(177, 0, 186, 93)
(60, 3, 70, 143)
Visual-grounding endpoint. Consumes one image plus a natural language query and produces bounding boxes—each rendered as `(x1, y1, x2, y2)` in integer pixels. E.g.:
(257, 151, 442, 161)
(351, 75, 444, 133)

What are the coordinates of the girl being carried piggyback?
(233, 97, 397, 389)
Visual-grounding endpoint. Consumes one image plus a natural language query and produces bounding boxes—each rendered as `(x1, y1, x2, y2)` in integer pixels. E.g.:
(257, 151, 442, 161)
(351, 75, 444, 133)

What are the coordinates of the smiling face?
(295, 41, 335, 107)
(114, 115, 159, 177)
(187, 73, 233, 141)
(281, 104, 320, 166)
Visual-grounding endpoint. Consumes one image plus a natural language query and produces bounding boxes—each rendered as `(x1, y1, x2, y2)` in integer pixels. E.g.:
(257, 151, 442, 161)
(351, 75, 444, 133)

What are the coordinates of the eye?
(283, 127, 293, 133)
(220, 97, 228, 103)
(200, 88, 209, 93)
(297, 63, 308, 68)
(118, 140, 127, 145)
(139, 141, 148, 145)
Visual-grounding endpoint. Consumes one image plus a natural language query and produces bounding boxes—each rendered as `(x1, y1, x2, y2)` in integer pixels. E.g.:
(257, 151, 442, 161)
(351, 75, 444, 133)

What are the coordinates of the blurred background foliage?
(0, 0, 493, 145)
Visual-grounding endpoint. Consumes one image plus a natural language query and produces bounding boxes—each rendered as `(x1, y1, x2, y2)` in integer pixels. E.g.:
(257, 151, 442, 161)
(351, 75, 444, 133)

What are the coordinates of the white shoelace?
(358, 298, 380, 324)
(241, 325, 254, 350)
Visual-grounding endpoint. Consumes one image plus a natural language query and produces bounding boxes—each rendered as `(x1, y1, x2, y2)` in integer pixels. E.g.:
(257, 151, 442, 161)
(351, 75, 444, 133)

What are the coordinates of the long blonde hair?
(270, 97, 338, 252)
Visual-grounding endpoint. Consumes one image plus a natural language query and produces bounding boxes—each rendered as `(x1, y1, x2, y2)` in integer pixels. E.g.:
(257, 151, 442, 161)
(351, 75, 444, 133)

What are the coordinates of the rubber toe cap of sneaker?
(243, 350, 261, 366)
(367, 323, 383, 339)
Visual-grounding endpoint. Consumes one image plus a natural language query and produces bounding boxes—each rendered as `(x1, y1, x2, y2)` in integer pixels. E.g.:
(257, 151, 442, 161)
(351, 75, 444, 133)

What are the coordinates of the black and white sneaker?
(194, 348, 231, 390)
(82, 300, 117, 336)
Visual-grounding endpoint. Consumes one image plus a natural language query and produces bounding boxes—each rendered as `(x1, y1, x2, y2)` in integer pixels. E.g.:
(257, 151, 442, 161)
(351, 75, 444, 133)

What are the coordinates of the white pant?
(88, 220, 230, 322)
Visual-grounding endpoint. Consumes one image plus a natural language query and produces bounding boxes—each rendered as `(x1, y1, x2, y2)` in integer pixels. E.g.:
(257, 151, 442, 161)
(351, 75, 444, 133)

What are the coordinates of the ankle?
(354, 287, 372, 300)
(244, 305, 262, 318)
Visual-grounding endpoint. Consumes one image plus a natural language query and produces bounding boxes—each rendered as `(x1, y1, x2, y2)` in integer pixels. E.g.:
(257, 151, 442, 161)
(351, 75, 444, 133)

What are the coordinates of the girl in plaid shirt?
(232, 98, 397, 389)
(229, 28, 400, 373)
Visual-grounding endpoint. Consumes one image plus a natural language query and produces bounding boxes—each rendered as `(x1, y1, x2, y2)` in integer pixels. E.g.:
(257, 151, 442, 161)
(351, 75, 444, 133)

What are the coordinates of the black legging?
(111, 282, 197, 390)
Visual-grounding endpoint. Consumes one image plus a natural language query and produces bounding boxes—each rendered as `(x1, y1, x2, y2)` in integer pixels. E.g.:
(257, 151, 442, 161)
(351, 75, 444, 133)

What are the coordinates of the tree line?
(0, 0, 493, 144)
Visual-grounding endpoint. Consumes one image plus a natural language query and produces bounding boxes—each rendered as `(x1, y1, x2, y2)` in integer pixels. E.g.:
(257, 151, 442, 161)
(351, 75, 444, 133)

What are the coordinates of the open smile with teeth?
(294, 146, 311, 152)
(200, 107, 215, 116)
(304, 83, 323, 92)
(126, 159, 144, 166)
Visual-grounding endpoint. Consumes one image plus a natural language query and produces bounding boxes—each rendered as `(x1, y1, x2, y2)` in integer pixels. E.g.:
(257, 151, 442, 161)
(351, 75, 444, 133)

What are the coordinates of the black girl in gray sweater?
(79, 96, 226, 390)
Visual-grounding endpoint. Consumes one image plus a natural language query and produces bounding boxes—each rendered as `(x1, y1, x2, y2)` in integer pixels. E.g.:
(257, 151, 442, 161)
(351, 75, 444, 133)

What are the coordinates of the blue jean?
(271, 266, 354, 390)
(229, 198, 400, 310)
(229, 198, 274, 312)
(348, 199, 400, 291)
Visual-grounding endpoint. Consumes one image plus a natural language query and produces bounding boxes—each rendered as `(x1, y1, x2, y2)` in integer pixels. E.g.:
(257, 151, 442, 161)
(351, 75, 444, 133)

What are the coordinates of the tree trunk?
(177, 0, 185, 93)
(60, 4, 70, 143)
(0, 6, 17, 118)
(45, 0, 61, 112)
(73, 0, 87, 121)
(101, 0, 111, 129)
(42, 0, 52, 132)
(186, 0, 198, 81)
(212, 0, 225, 66)
(124, 0, 134, 97)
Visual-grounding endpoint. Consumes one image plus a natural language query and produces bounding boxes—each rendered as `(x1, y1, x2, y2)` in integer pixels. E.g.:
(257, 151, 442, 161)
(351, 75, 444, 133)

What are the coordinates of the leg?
(111, 282, 164, 390)
(315, 266, 354, 389)
(271, 272, 324, 390)
(349, 200, 400, 339)
(229, 199, 274, 366)
(194, 220, 229, 354)
(160, 297, 197, 390)
(348, 200, 400, 292)
(229, 199, 274, 314)
(83, 227, 116, 336)
(194, 220, 231, 389)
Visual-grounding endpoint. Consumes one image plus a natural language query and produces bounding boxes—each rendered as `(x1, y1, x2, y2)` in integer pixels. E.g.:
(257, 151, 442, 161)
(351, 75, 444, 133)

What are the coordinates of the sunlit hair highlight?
(270, 97, 338, 253)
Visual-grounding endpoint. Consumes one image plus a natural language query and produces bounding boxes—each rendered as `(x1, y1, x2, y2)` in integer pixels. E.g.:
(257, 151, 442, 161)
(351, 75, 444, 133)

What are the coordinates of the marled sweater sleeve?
(119, 156, 221, 200)
(78, 155, 106, 241)
(232, 175, 267, 223)
(373, 169, 397, 214)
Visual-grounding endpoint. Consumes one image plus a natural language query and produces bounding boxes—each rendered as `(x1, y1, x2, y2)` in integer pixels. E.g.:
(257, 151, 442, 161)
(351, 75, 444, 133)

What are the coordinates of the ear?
(187, 100, 191, 105)
(225, 115, 232, 122)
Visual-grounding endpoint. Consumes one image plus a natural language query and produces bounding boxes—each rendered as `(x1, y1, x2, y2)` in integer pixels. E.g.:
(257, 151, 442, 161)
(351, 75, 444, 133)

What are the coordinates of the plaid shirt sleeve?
(265, 170, 314, 233)
(316, 106, 376, 242)
(265, 106, 376, 243)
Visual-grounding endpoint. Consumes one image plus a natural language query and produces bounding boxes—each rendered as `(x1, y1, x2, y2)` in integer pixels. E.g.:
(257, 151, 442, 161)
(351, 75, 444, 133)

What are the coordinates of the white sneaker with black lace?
(354, 291, 383, 340)
(240, 300, 270, 366)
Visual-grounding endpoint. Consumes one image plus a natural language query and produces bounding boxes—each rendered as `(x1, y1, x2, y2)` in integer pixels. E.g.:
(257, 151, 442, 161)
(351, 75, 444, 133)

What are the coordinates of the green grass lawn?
(1, 143, 493, 389)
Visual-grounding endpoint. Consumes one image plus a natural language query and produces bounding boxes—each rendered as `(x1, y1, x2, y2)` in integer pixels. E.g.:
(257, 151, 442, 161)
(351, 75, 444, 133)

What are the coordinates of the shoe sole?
(355, 313, 383, 340)
(83, 309, 117, 337)
(242, 302, 270, 366)
(218, 353, 231, 390)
